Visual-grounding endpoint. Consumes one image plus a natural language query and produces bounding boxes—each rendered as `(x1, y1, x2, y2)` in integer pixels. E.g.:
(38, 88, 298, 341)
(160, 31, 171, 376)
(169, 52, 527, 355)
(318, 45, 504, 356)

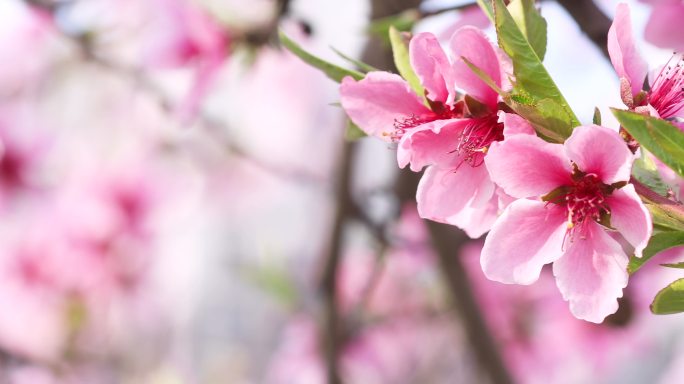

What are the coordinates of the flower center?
(649, 52, 684, 119)
(543, 171, 613, 243)
(388, 101, 463, 142)
(453, 115, 504, 167)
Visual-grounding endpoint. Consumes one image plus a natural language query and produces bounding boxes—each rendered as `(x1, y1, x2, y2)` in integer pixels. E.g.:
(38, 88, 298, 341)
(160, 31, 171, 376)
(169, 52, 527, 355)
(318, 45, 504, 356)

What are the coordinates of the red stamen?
(452, 115, 504, 167)
(649, 52, 684, 119)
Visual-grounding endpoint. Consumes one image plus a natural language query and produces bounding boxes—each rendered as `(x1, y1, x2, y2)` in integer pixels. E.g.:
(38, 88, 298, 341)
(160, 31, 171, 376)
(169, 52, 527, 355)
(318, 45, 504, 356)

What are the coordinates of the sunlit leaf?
(507, 0, 547, 60)
(345, 120, 367, 141)
(628, 231, 684, 274)
(492, 0, 579, 141)
(651, 278, 684, 314)
(389, 26, 423, 98)
(612, 109, 684, 178)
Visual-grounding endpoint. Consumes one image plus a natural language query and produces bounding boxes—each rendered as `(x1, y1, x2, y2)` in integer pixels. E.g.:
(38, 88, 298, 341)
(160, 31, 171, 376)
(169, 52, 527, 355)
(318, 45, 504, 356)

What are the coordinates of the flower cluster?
(337, 6, 679, 322)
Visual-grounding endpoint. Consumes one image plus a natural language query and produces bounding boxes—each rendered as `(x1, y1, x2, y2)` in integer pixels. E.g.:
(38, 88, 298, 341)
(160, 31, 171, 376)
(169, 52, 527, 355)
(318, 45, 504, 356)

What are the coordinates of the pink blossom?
(608, 3, 684, 120)
(341, 27, 530, 237)
(482, 125, 652, 322)
(640, 0, 684, 52)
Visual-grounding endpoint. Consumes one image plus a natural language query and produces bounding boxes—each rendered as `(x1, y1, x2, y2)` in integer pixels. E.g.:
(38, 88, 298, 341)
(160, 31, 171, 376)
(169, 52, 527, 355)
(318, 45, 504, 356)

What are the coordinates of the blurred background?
(1, 0, 684, 383)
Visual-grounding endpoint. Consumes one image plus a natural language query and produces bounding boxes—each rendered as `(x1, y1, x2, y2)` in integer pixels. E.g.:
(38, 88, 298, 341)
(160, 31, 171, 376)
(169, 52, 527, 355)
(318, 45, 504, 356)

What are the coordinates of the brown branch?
(319, 141, 356, 384)
(394, 168, 514, 384)
(426, 219, 514, 384)
(555, 0, 612, 59)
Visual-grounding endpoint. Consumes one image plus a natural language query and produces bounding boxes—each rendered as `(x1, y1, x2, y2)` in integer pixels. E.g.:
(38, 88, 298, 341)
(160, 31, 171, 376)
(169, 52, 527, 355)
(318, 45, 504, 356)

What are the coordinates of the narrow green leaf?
(628, 231, 684, 274)
(593, 107, 601, 125)
(476, 0, 495, 23)
(661, 262, 684, 269)
(651, 278, 684, 315)
(462, 57, 505, 96)
(612, 109, 684, 178)
(367, 9, 419, 43)
(647, 202, 684, 232)
(493, 0, 579, 140)
(507, 0, 547, 60)
(389, 26, 423, 98)
(330, 47, 379, 73)
(345, 120, 367, 141)
(279, 30, 364, 83)
(632, 149, 670, 196)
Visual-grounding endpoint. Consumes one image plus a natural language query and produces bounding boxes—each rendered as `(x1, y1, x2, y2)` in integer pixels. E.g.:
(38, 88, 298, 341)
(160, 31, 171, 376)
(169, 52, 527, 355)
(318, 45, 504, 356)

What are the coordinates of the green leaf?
(331, 47, 379, 73)
(493, 0, 579, 141)
(661, 262, 684, 269)
(647, 202, 684, 232)
(593, 107, 601, 125)
(506, 97, 575, 142)
(632, 149, 670, 196)
(279, 30, 364, 83)
(507, 0, 547, 60)
(345, 120, 367, 141)
(389, 26, 423, 99)
(244, 265, 298, 307)
(476, 0, 495, 23)
(651, 278, 684, 314)
(628, 231, 684, 274)
(368, 9, 419, 43)
(612, 109, 684, 178)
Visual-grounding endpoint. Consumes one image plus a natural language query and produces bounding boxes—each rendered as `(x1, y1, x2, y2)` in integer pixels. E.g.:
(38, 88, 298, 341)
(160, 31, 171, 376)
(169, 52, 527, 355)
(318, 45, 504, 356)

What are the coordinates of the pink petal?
(417, 165, 495, 235)
(481, 199, 567, 284)
(499, 111, 535, 137)
(564, 125, 633, 185)
(553, 221, 629, 323)
(450, 26, 501, 109)
(607, 3, 648, 97)
(447, 191, 499, 238)
(409, 33, 454, 104)
(644, 3, 684, 52)
(606, 184, 653, 257)
(438, 5, 491, 41)
(397, 119, 468, 171)
(340, 72, 432, 140)
(484, 134, 572, 199)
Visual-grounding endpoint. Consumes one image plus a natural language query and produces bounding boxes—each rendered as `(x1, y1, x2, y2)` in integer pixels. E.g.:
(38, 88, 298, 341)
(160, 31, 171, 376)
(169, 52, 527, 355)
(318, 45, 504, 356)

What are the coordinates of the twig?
(555, 0, 612, 59)
(319, 141, 356, 384)
(426, 219, 514, 384)
(23, 0, 325, 185)
(394, 168, 514, 384)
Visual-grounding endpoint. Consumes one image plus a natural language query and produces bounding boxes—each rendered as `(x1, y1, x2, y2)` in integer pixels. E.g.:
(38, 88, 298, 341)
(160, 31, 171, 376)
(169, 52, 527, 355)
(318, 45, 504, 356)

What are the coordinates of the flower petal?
(553, 221, 629, 323)
(484, 134, 572, 199)
(417, 165, 495, 236)
(607, 3, 648, 97)
(447, 191, 499, 238)
(606, 184, 653, 257)
(397, 119, 468, 171)
(564, 125, 633, 185)
(481, 199, 567, 284)
(340, 72, 432, 140)
(499, 111, 535, 137)
(409, 33, 454, 104)
(644, 2, 684, 52)
(450, 26, 501, 108)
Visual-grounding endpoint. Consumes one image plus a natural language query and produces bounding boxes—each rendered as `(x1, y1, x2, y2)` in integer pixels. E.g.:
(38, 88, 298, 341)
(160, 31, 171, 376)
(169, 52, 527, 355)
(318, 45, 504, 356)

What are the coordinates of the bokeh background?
(1, 0, 684, 383)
